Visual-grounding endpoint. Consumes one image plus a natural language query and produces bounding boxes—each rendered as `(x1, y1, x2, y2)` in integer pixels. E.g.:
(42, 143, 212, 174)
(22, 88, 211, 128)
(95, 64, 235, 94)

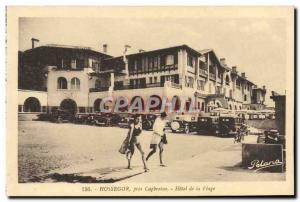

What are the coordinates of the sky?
(19, 17, 288, 107)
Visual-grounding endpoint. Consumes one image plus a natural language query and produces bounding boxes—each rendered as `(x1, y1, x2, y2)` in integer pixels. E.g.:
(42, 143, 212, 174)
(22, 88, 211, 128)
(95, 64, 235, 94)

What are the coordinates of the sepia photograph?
(6, 6, 294, 196)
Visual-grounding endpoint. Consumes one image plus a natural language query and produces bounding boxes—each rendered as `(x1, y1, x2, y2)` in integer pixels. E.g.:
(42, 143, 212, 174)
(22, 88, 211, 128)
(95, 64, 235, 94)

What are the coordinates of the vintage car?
(118, 115, 134, 128)
(197, 116, 219, 135)
(73, 113, 91, 124)
(218, 116, 244, 137)
(141, 114, 157, 130)
(36, 113, 52, 121)
(170, 114, 198, 134)
(265, 130, 285, 146)
(50, 109, 75, 123)
(94, 113, 121, 127)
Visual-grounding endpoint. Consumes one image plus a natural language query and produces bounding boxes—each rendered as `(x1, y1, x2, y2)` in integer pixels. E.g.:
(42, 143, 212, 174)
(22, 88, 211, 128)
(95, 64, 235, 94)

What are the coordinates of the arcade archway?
(60, 99, 77, 114)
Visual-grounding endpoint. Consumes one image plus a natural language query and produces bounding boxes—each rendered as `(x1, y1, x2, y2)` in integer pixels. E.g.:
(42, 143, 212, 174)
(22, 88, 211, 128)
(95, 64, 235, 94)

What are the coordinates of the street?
(18, 121, 285, 183)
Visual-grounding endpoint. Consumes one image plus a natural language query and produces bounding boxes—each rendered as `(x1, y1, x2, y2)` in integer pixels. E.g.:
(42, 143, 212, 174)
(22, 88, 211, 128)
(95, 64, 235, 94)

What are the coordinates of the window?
(95, 79, 101, 89)
(149, 58, 153, 69)
(134, 60, 138, 71)
(77, 59, 84, 69)
(197, 80, 205, 91)
(217, 69, 222, 78)
(201, 102, 205, 111)
(236, 80, 241, 89)
(216, 86, 222, 94)
(71, 59, 76, 69)
(154, 76, 157, 83)
(149, 77, 153, 84)
(62, 58, 71, 69)
(153, 57, 158, 68)
(57, 77, 67, 89)
(71, 77, 80, 90)
(166, 55, 174, 65)
(244, 95, 247, 101)
(185, 76, 194, 88)
(141, 58, 146, 72)
(92, 61, 101, 71)
(187, 55, 196, 67)
(225, 75, 230, 85)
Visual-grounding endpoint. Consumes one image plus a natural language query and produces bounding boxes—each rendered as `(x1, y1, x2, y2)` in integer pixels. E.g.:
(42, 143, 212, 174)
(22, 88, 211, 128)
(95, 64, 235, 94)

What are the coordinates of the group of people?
(234, 124, 248, 143)
(119, 112, 168, 171)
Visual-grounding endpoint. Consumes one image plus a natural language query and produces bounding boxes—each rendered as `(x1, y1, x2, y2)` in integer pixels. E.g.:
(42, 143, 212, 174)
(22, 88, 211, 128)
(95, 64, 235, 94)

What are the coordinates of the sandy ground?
(18, 121, 285, 183)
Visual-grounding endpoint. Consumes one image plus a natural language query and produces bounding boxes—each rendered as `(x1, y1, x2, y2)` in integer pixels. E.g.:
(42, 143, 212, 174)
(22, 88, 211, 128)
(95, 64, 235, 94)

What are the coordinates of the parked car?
(94, 113, 121, 127)
(267, 113, 276, 119)
(141, 114, 157, 130)
(218, 116, 244, 137)
(85, 113, 98, 125)
(118, 114, 134, 128)
(118, 116, 133, 128)
(170, 114, 198, 134)
(36, 113, 52, 121)
(197, 116, 219, 135)
(50, 109, 75, 123)
(264, 129, 286, 148)
(73, 113, 90, 124)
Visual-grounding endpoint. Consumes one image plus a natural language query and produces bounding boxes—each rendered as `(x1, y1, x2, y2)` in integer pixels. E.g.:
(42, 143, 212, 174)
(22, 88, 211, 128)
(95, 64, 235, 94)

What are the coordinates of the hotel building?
(18, 43, 266, 115)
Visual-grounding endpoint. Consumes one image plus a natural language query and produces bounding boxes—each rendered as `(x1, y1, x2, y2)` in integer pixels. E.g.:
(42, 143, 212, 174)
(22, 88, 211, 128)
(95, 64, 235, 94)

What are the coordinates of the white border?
(1, 1, 298, 201)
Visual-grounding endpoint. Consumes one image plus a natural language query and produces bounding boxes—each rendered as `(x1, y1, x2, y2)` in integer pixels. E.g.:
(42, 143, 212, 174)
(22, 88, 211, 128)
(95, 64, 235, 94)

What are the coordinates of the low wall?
(18, 113, 40, 121)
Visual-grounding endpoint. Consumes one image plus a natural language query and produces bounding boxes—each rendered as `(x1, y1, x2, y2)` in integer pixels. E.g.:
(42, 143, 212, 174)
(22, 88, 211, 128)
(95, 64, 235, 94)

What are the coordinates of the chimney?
(31, 38, 40, 49)
(123, 45, 131, 79)
(241, 72, 246, 78)
(220, 58, 226, 66)
(103, 44, 108, 53)
(232, 66, 237, 73)
(139, 49, 145, 53)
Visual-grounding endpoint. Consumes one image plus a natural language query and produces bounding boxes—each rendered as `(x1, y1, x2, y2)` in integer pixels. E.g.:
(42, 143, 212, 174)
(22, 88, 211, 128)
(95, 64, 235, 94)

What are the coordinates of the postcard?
(6, 6, 294, 196)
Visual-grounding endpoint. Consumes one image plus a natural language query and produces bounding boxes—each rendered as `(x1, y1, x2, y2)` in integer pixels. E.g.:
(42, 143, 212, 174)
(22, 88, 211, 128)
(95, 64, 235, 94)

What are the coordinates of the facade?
(18, 43, 267, 114)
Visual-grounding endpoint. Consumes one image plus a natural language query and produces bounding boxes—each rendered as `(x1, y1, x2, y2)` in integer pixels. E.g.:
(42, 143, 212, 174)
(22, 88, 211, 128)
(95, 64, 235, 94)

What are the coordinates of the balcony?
(89, 87, 110, 92)
(209, 73, 216, 80)
(164, 81, 182, 89)
(199, 69, 208, 77)
(89, 82, 181, 92)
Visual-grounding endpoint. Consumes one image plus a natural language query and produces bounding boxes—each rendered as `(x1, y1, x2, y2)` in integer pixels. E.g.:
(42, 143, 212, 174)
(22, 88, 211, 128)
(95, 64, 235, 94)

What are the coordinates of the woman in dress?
(126, 115, 148, 171)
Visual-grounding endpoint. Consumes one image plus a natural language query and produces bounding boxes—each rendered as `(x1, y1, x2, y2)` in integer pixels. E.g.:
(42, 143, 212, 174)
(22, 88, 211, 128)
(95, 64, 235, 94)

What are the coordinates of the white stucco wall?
(18, 89, 48, 106)
(47, 67, 90, 107)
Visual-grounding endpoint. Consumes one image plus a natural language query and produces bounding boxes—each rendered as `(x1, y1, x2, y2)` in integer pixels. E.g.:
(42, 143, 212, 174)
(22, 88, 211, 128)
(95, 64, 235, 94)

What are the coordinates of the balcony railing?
(90, 81, 181, 92)
(129, 64, 178, 75)
(209, 73, 216, 81)
(89, 87, 109, 92)
(199, 69, 208, 76)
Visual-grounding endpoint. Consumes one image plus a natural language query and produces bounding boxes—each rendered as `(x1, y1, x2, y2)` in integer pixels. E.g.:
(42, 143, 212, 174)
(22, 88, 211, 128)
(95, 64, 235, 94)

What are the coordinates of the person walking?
(126, 115, 148, 171)
(146, 112, 168, 167)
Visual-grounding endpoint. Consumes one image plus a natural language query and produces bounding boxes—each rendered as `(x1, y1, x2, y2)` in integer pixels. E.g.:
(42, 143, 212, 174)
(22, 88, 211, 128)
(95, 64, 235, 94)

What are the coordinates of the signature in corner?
(248, 159, 283, 172)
